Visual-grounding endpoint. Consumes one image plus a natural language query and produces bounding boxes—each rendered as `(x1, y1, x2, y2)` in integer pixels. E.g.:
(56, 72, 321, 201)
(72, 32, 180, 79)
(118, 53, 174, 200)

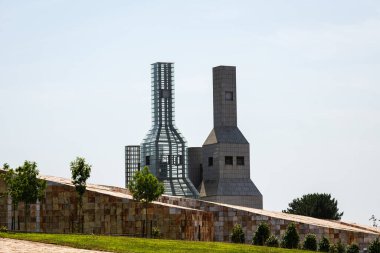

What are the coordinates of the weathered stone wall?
(158, 195, 380, 249)
(0, 176, 8, 228)
(1, 173, 379, 250)
(0, 179, 214, 241)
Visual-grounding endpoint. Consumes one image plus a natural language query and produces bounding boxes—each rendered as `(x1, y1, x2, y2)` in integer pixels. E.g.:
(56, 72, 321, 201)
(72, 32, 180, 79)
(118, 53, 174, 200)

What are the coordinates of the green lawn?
(0, 232, 312, 253)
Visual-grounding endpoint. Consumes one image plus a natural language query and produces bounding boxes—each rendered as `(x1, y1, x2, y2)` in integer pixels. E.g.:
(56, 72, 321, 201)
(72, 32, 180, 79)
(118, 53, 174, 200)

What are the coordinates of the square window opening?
(237, 156, 244, 165)
(225, 156, 233, 165)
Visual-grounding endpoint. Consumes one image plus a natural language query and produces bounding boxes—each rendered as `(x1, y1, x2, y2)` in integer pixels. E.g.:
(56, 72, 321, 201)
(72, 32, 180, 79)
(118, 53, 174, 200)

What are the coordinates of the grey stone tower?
(141, 62, 199, 198)
(199, 66, 263, 209)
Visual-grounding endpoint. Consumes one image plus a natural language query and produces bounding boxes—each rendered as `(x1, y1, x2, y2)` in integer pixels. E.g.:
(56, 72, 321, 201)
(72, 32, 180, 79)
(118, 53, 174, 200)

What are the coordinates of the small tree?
(346, 243, 359, 253)
(319, 236, 331, 252)
(1, 163, 20, 230)
(265, 235, 279, 247)
(369, 238, 380, 253)
(281, 222, 300, 249)
(231, 224, 245, 243)
(128, 166, 164, 237)
(1, 162, 46, 231)
(252, 222, 270, 245)
(303, 233, 318, 251)
(70, 157, 91, 233)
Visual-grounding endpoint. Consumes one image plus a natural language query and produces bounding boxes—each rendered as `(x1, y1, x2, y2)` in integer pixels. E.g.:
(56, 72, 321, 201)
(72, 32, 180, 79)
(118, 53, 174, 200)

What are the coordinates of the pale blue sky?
(1, 1, 379, 225)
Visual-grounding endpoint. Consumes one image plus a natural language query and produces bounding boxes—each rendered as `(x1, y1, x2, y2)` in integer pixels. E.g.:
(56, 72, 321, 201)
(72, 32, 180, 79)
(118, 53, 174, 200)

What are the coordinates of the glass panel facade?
(125, 145, 140, 188)
(141, 62, 199, 198)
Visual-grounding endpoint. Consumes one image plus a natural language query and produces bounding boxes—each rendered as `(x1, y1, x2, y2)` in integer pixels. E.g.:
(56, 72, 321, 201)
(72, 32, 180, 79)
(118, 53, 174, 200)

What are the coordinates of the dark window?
(208, 157, 213, 166)
(225, 91, 233, 101)
(160, 89, 170, 98)
(178, 155, 183, 165)
(145, 156, 150, 165)
(225, 156, 233, 165)
(237, 156, 244, 165)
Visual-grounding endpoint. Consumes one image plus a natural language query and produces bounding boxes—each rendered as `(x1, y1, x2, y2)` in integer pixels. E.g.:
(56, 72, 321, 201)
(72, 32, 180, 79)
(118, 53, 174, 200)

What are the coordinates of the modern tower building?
(125, 145, 140, 187)
(140, 62, 199, 198)
(198, 66, 263, 208)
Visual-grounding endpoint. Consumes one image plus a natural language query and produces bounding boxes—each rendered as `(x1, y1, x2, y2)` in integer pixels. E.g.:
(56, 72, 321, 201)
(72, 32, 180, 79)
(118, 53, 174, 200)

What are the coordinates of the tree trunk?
(24, 203, 28, 232)
(79, 195, 83, 233)
(12, 203, 16, 230)
(145, 202, 148, 238)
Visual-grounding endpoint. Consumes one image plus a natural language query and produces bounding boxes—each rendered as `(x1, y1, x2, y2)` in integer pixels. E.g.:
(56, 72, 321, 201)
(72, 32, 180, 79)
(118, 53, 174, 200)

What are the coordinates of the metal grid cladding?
(141, 62, 199, 198)
(125, 145, 141, 188)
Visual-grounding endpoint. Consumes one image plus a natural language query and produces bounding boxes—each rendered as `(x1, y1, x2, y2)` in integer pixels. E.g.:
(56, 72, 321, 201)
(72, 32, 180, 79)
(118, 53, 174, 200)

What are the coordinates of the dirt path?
(0, 238, 111, 253)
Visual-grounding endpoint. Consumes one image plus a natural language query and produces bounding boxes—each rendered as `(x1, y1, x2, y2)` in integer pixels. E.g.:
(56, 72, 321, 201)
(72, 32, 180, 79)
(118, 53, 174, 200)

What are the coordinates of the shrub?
(337, 241, 346, 253)
(0, 226, 8, 232)
(331, 241, 346, 253)
(231, 224, 245, 243)
(303, 233, 318, 251)
(369, 238, 380, 253)
(346, 243, 359, 253)
(265, 235, 279, 247)
(330, 244, 338, 253)
(319, 236, 330, 252)
(152, 227, 160, 238)
(252, 222, 270, 245)
(281, 223, 300, 249)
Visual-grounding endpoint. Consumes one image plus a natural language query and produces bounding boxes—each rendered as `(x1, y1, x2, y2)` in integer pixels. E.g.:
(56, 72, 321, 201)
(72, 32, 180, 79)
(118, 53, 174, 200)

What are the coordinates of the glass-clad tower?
(141, 62, 199, 198)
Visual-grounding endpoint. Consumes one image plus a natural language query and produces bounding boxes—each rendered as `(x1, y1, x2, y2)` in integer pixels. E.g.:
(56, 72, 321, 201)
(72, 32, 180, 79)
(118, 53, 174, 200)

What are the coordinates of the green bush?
(265, 235, 279, 247)
(330, 241, 346, 253)
(337, 241, 346, 253)
(281, 223, 299, 249)
(369, 238, 380, 253)
(252, 222, 270, 245)
(231, 224, 245, 243)
(346, 243, 359, 253)
(0, 226, 8, 232)
(330, 244, 338, 253)
(303, 233, 317, 251)
(319, 236, 330, 252)
(152, 227, 160, 238)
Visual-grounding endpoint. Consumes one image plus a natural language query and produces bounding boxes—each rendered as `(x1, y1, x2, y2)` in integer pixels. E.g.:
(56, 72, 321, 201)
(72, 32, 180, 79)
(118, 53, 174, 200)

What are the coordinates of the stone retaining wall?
(0, 177, 214, 241)
(158, 195, 380, 249)
(1, 173, 379, 250)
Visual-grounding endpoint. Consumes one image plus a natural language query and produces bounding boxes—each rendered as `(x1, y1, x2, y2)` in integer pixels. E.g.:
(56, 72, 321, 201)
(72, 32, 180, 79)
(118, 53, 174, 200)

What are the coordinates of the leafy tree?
(70, 157, 91, 233)
(128, 166, 164, 237)
(231, 224, 245, 243)
(265, 235, 279, 247)
(319, 236, 331, 252)
(303, 233, 318, 251)
(281, 222, 300, 249)
(346, 243, 359, 253)
(283, 193, 343, 220)
(1, 163, 20, 230)
(1, 161, 46, 231)
(252, 222, 270, 245)
(369, 238, 380, 253)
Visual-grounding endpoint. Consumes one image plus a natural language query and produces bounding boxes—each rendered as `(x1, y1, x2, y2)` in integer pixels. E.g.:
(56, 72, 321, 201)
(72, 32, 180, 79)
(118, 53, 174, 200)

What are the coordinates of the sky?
(0, 0, 379, 226)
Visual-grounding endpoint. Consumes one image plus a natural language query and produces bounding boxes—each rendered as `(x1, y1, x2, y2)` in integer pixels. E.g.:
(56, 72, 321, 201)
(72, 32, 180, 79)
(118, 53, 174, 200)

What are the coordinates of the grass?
(0, 232, 313, 253)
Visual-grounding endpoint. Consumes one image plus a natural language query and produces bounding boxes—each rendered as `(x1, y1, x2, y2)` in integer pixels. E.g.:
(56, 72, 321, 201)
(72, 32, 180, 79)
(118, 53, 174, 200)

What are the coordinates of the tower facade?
(141, 62, 199, 198)
(199, 66, 263, 208)
(125, 145, 140, 188)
